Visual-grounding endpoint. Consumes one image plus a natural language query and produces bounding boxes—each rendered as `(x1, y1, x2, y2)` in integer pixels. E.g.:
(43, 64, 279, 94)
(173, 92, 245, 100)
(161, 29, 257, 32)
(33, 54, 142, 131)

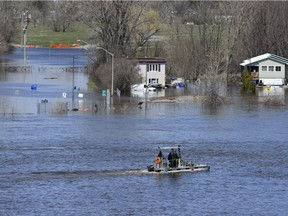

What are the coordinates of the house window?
(149, 78, 158, 84)
(262, 66, 267, 71)
(269, 66, 274, 71)
(276, 66, 281, 71)
(148, 64, 160, 72)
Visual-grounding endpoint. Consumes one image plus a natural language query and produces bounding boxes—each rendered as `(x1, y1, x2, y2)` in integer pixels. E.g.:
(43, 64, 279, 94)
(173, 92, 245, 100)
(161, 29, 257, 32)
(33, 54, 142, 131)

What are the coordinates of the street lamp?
(97, 47, 114, 96)
(22, 11, 30, 67)
(77, 39, 114, 96)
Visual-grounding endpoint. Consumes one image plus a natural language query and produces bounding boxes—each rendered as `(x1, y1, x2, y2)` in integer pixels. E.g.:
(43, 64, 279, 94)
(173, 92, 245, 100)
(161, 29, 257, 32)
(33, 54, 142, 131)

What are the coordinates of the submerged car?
(131, 83, 156, 92)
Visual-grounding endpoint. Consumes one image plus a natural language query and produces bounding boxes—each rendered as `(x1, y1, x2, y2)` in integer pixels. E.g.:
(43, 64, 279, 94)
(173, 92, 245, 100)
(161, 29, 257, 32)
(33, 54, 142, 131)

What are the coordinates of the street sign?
(102, 90, 106, 97)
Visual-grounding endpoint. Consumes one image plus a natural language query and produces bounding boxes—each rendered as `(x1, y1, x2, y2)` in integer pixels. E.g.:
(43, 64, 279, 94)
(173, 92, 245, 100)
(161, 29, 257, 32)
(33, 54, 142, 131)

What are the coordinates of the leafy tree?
(241, 69, 256, 94)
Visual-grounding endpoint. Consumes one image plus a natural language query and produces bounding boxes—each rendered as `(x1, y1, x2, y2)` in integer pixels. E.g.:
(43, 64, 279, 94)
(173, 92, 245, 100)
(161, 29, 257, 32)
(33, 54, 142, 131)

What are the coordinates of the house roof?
(240, 53, 288, 66)
(134, 58, 166, 64)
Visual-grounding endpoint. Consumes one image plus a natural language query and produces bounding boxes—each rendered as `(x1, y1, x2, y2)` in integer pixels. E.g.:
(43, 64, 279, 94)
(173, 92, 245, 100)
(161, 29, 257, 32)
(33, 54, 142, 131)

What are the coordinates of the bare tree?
(167, 2, 226, 106)
(219, 1, 256, 80)
(90, 56, 141, 94)
(168, 2, 225, 78)
(239, 2, 288, 58)
(48, 1, 80, 32)
(0, 2, 19, 50)
(114, 58, 142, 94)
(81, 1, 162, 57)
(80, 1, 163, 92)
(166, 26, 201, 81)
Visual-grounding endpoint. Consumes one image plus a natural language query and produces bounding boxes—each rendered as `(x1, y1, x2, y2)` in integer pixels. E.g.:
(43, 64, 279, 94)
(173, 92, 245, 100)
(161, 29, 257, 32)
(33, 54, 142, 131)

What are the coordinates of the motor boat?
(146, 145, 210, 174)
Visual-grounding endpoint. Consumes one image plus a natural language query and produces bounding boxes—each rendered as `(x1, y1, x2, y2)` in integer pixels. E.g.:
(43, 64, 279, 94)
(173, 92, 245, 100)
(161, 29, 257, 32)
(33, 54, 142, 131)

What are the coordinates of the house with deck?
(240, 53, 288, 85)
(136, 58, 166, 87)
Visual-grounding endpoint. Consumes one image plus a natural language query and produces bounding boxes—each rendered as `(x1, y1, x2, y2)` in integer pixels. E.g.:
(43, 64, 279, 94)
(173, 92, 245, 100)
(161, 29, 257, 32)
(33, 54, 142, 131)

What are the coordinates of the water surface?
(0, 48, 287, 216)
(0, 102, 287, 215)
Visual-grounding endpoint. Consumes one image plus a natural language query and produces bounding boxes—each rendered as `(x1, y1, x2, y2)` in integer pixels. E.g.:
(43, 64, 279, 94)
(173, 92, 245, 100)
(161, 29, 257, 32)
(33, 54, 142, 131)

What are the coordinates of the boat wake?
(30, 169, 148, 179)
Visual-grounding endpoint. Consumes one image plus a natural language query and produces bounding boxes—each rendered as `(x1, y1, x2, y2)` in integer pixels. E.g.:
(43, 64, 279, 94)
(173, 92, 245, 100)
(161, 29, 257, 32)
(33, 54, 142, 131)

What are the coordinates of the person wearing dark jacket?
(168, 149, 179, 168)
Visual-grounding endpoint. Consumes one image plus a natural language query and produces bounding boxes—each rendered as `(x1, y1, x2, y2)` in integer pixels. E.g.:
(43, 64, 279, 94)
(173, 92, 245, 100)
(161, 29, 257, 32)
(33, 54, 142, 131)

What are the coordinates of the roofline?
(240, 53, 271, 66)
(240, 53, 288, 66)
(156, 145, 182, 150)
(130, 57, 166, 63)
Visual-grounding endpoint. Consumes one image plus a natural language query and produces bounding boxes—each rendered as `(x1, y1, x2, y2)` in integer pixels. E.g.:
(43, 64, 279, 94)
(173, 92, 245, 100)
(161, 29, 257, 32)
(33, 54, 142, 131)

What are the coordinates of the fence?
(37, 100, 68, 114)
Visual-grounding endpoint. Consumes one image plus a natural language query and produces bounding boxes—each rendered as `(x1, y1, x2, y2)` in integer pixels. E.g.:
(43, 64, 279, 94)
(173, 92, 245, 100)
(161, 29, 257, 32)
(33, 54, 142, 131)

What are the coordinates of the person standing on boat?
(155, 150, 163, 169)
(172, 150, 179, 167)
(168, 149, 179, 168)
(168, 150, 172, 167)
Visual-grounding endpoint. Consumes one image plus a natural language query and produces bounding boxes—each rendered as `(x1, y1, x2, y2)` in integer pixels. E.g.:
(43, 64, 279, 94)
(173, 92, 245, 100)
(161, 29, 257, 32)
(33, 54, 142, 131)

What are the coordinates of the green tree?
(241, 69, 256, 94)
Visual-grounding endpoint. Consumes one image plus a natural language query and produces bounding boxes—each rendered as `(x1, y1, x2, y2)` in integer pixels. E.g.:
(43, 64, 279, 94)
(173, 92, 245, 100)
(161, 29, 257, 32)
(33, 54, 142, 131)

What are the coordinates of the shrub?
(241, 69, 256, 94)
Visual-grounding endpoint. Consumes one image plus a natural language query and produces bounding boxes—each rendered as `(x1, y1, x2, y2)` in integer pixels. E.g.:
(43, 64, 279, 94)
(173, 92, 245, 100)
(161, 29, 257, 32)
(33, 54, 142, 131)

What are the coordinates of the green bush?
(241, 69, 256, 94)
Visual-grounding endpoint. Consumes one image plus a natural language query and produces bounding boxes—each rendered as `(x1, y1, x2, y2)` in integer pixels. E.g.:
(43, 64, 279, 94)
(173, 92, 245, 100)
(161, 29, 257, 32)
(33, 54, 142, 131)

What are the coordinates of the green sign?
(102, 90, 106, 97)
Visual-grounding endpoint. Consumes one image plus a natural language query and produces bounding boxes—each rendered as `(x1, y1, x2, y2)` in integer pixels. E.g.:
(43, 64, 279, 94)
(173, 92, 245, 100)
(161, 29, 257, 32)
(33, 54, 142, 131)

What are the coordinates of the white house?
(240, 53, 288, 85)
(136, 58, 166, 86)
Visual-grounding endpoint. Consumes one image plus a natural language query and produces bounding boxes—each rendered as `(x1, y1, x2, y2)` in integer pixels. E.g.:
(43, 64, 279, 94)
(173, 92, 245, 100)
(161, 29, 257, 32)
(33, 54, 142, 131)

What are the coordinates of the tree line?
(1, 1, 288, 96)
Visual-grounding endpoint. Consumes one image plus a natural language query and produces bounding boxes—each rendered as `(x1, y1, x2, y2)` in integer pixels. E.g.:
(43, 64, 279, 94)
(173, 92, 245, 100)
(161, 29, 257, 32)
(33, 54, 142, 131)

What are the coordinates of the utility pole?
(72, 56, 78, 111)
(22, 11, 30, 67)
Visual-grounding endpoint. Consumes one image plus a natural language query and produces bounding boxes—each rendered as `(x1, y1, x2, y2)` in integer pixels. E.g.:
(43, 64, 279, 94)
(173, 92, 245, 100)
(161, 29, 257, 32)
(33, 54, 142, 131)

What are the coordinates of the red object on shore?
(50, 43, 80, 48)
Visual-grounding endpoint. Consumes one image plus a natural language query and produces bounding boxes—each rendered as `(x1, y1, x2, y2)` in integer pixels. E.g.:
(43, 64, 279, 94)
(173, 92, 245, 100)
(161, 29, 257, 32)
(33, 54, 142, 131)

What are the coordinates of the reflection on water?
(257, 85, 284, 97)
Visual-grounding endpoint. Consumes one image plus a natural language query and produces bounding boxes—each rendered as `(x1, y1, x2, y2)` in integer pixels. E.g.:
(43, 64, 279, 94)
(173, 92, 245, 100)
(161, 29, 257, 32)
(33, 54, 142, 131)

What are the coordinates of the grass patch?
(12, 22, 91, 47)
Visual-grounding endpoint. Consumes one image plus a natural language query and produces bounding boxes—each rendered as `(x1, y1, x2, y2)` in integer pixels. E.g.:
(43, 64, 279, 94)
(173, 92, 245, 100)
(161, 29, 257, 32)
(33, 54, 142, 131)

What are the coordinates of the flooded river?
(0, 48, 287, 215)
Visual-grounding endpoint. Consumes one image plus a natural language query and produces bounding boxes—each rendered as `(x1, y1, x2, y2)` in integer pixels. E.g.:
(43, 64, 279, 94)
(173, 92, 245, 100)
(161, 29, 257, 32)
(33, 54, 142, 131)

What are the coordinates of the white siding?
(138, 62, 166, 86)
(259, 59, 285, 79)
(260, 79, 284, 85)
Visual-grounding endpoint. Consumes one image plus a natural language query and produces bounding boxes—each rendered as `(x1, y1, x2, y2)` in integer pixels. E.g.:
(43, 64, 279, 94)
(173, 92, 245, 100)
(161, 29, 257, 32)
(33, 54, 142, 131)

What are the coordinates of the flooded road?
(0, 48, 288, 215)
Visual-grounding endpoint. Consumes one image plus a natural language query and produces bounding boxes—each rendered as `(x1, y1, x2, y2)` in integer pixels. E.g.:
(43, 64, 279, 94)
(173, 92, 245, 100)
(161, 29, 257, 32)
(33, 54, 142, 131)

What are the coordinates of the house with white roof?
(240, 53, 288, 85)
(136, 58, 166, 87)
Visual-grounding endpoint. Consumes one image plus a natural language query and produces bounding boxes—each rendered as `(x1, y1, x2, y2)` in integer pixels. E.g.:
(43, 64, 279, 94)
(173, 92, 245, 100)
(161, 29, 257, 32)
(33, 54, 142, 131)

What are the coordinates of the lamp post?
(76, 39, 114, 96)
(98, 47, 114, 96)
(22, 11, 29, 67)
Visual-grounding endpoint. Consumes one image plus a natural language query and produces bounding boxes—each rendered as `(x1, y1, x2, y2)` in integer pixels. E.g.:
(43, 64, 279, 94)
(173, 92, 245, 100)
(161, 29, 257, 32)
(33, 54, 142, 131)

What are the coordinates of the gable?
(240, 53, 288, 66)
(258, 59, 285, 67)
(137, 58, 166, 65)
